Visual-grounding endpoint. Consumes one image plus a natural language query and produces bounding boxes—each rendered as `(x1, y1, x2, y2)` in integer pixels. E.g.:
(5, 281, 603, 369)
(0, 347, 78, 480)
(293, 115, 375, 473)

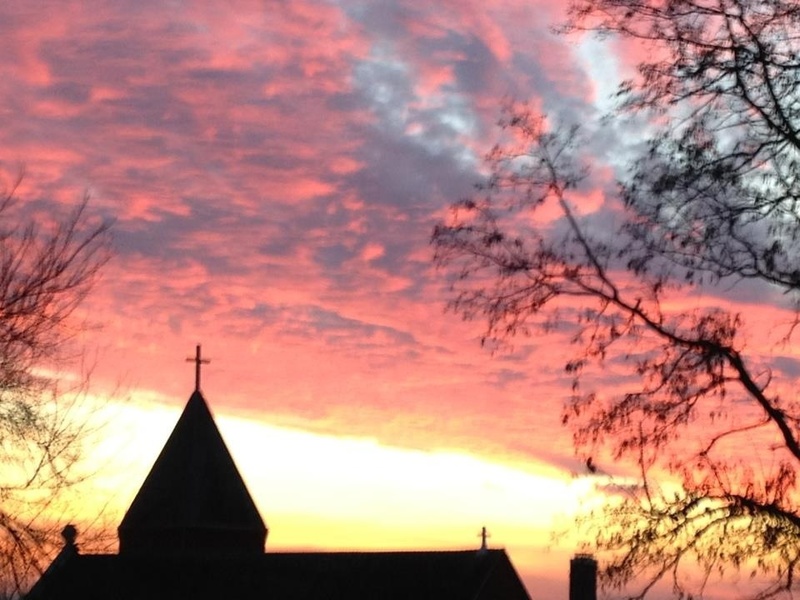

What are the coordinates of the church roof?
(27, 549, 531, 600)
(117, 390, 267, 556)
(28, 350, 532, 600)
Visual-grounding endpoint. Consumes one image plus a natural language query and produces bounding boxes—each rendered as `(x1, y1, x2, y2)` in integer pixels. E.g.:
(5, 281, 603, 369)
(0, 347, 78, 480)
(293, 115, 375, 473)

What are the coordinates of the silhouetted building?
(569, 554, 597, 600)
(27, 387, 532, 600)
(117, 390, 267, 557)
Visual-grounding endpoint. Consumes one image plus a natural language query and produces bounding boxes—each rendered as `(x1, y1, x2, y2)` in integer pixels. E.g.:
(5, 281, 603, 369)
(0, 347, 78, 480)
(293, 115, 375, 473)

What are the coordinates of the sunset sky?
(0, 1, 757, 598)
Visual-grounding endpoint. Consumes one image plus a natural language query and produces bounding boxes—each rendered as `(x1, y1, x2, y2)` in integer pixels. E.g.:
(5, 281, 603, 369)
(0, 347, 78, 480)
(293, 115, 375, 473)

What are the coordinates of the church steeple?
(118, 359, 267, 557)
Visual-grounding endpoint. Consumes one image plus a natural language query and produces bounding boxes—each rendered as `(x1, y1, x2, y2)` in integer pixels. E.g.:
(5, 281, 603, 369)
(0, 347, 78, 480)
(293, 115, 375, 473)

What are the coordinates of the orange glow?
(2, 2, 784, 598)
(69, 395, 596, 597)
(83, 397, 595, 534)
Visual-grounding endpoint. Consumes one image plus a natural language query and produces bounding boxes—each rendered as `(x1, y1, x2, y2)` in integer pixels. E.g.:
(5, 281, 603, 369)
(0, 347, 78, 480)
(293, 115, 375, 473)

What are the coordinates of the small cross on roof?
(187, 344, 210, 391)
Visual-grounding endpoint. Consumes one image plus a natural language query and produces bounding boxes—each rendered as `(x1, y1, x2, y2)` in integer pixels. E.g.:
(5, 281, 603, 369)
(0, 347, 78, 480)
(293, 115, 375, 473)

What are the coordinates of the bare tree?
(566, 0, 800, 292)
(0, 176, 111, 596)
(432, 1, 800, 596)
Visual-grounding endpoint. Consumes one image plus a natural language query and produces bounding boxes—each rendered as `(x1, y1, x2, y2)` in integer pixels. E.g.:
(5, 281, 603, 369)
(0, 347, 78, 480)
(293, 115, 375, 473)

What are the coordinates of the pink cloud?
(0, 2, 650, 592)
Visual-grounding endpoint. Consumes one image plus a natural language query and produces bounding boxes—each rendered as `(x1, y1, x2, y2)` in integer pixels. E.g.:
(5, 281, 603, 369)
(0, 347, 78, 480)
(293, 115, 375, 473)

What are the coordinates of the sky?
(0, 1, 727, 598)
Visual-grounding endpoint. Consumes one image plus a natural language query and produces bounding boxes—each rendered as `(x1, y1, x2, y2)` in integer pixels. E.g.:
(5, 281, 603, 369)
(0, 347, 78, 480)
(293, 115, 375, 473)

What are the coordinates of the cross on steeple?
(186, 344, 210, 391)
(478, 526, 490, 551)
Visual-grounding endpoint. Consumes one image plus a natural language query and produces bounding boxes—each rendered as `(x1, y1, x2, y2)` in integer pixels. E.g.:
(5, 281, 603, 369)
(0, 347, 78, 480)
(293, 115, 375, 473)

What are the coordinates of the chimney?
(569, 554, 597, 600)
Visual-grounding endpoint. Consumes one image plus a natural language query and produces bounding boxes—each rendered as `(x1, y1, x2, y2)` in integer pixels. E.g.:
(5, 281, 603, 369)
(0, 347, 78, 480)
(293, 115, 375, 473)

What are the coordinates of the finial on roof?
(478, 526, 490, 551)
(61, 524, 77, 550)
(186, 344, 210, 391)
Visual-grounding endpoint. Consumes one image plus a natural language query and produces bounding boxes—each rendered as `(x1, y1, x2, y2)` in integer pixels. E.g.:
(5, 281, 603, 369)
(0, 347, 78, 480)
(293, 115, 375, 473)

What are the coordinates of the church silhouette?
(28, 347, 532, 599)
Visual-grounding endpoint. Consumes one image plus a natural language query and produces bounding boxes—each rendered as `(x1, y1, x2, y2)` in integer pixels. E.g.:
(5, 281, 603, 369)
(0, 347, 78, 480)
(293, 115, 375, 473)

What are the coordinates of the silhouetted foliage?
(433, 1, 800, 597)
(568, 0, 800, 293)
(0, 176, 111, 596)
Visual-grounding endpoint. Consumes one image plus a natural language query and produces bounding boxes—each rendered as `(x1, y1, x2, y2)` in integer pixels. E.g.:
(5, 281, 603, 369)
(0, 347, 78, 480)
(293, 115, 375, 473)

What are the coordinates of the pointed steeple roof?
(118, 390, 267, 556)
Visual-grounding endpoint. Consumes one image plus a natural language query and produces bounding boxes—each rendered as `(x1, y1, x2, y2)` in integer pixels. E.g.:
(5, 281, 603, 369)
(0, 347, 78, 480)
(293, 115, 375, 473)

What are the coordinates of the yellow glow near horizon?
(61, 395, 596, 594)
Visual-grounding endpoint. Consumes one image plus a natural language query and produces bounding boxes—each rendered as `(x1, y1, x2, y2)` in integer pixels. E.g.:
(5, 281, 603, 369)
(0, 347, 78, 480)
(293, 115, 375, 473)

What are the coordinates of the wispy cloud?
(0, 0, 628, 493)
